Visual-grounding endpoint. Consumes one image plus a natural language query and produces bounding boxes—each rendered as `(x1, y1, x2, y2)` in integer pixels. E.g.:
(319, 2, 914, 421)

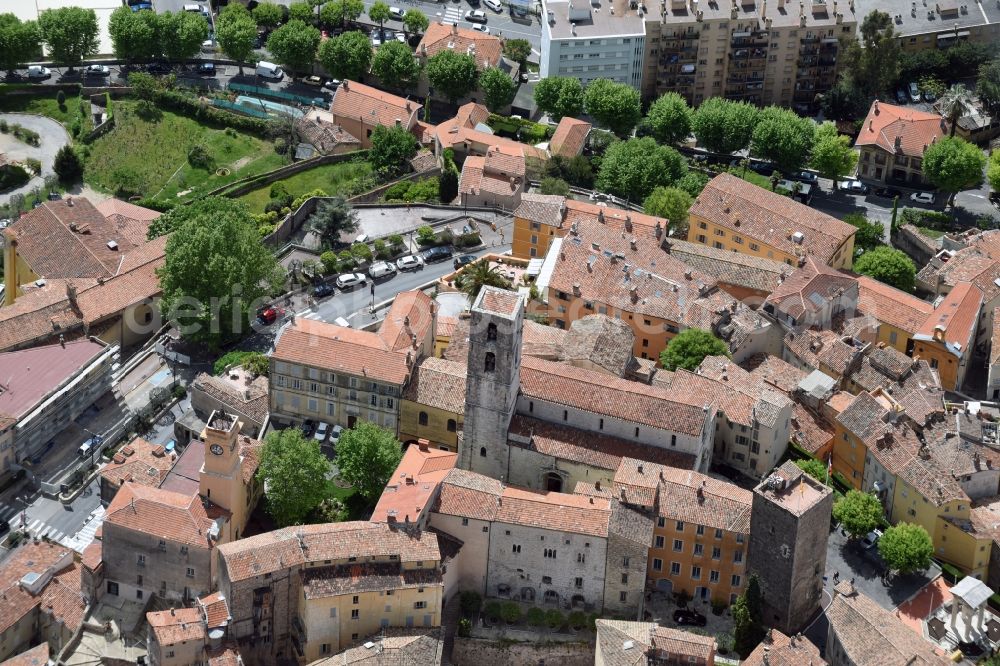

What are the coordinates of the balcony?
(800, 35, 820, 43)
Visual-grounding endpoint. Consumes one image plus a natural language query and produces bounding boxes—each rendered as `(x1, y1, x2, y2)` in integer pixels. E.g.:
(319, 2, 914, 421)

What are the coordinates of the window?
(480, 447, 487, 457)
(621, 573, 629, 584)
(735, 534, 745, 544)
(575, 577, 583, 588)
(655, 535, 665, 548)
(107, 581, 119, 596)
(712, 547, 721, 560)
(414, 601, 426, 609)
(136, 575, 143, 585)
(715, 529, 723, 539)
(544, 548, 557, 559)
(734, 550, 743, 563)
(694, 544, 704, 556)
(484, 353, 496, 372)
(657, 517, 666, 528)
(577, 553, 586, 563)
(653, 558, 663, 572)
(419, 411, 429, 426)
(623, 556, 630, 567)
(543, 576, 553, 584)
(696, 525, 705, 536)
(186, 567, 195, 578)
(462, 517, 469, 526)
(166, 651, 175, 659)
(447, 419, 457, 432)
(620, 591, 628, 602)
(732, 574, 742, 587)
(137, 554, 145, 567)
(673, 539, 683, 551)
(512, 544, 521, 553)
(158, 540, 166, 552)
(321, 644, 331, 655)
(670, 561, 681, 575)
(353, 596, 360, 604)
(487, 323, 498, 341)
(351, 609, 360, 619)
(710, 570, 720, 583)
(692, 566, 702, 580)
(749, 243, 760, 251)
(676, 521, 685, 531)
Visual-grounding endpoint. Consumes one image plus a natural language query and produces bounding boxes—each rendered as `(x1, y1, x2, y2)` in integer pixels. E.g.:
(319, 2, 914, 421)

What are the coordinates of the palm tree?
(458, 261, 512, 303)
(939, 84, 973, 138)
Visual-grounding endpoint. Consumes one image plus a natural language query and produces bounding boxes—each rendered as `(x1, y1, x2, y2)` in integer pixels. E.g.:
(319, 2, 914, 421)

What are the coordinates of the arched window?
(484, 352, 496, 372)
(419, 411, 429, 426)
(487, 322, 498, 341)
(447, 419, 457, 432)
(479, 447, 487, 457)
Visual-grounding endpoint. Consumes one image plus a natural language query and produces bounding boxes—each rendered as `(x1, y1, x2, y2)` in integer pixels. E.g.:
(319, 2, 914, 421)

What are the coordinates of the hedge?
(155, 89, 273, 136)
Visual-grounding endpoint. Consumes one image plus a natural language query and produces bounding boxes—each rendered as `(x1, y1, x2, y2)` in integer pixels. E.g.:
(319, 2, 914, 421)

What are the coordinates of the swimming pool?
(234, 95, 304, 119)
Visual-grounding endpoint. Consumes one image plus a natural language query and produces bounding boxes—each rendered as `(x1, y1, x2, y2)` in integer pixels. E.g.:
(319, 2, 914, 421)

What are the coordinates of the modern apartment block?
(540, 0, 857, 109)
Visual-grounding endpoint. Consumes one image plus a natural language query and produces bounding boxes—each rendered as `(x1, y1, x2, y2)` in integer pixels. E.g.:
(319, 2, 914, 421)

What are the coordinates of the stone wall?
(211, 151, 369, 199)
(346, 167, 442, 204)
(451, 637, 593, 666)
(894, 225, 939, 267)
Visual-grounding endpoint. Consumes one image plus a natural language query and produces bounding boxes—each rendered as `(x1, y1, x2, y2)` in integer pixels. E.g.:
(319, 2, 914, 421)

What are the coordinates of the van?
(484, 0, 503, 12)
(78, 437, 97, 458)
(256, 61, 283, 80)
(368, 261, 397, 280)
(182, 3, 205, 13)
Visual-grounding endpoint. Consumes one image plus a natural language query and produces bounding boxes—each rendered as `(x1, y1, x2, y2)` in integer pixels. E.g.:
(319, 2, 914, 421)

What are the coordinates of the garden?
(236, 160, 376, 214)
(456, 591, 600, 640)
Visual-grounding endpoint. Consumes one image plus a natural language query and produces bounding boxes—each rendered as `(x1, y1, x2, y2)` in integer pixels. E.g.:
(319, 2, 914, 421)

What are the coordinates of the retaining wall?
(451, 637, 593, 666)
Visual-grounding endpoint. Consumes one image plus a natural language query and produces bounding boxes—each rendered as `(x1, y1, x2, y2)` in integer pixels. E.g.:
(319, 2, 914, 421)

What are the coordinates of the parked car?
(26, 65, 50, 80)
(313, 283, 335, 298)
(895, 88, 908, 104)
(396, 255, 425, 271)
(673, 609, 707, 627)
(146, 62, 172, 74)
(908, 82, 921, 103)
(390, 6, 405, 19)
(369, 261, 397, 280)
(324, 79, 341, 90)
(421, 246, 453, 264)
(302, 75, 326, 86)
(256, 306, 284, 325)
(874, 187, 903, 199)
(465, 10, 488, 22)
(838, 179, 868, 194)
(861, 529, 883, 550)
(791, 170, 818, 184)
(484, 0, 504, 11)
(84, 64, 110, 76)
(910, 191, 936, 205)
(354, 233, 371, 244)
(301, 420, 316, 438)
(130, 3, 153, 11)
(336, 273, 367, 289)
(330, 424, 344, 445)
(472, 23, 490, 33)
(314, 421, 330, 442)
(196, 62, 216, 75)
(924, 90, 938, 103)
(453, 254, 477, 270)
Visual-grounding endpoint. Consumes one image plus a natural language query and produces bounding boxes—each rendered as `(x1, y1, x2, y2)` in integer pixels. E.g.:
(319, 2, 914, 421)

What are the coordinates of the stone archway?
(545, 471, 563, 492)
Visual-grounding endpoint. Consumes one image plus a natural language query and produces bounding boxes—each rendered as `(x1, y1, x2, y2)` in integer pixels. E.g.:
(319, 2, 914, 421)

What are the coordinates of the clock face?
(210, 444, 224, 455)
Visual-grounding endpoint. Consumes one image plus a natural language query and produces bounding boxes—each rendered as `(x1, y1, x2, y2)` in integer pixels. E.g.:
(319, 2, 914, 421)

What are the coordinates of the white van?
(484, 0, 503, 12)
(368, 261, 397, 279)
(182, 3, 205, 13)
(78, 437, 96, 457)
(256, 61, 283, 80)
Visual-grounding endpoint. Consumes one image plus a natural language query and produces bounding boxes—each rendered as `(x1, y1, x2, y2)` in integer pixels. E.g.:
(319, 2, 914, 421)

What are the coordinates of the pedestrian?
(833, 571, 840, 583)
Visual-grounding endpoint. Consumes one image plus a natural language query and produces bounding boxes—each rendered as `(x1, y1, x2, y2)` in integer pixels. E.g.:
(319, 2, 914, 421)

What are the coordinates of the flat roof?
(159, 439, 204, 496)
(853, 0, 1000, 37)
(543, 0, 645, 40)
(0, 339, 108, 420)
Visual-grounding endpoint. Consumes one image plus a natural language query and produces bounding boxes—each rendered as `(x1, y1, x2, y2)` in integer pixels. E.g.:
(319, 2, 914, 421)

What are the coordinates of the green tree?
(288, 1, 316, 23)
(584, 78, 642, 137)
(977, 58, 1000, 116)
(439, 167, 459, 203)
(660, 328, 730, 371)
(854, 246, 917, 292)
(38, 6, 98, 70)
(878, 523, 933, 575)
(795, 458, 829, 483)
(402, 8, 429, 34)
(750, 106, 816, 173)
(370, 124, 418, 176)
(159, 10, 208, 62)
(843, 213, 884, 254)
(310, 196, 360, 248)
(821, 74, 869, 121)
(988, 150, 1000, 193)
(459, 262, 512, 302)
(53, 145, 83, 185)
(257, 428, 331, 527)
(108, 6, 155, 64)
(0, 14, 40, 75)
(939, 84, 974, 137)
(157, 198, 283, 347)
(503, 38, 532, 68)
(692, 97, 758, 155)
(645, 92, 693, 145)
(843, 10, 900, 98)
(253, 1, 285, 28)
(732, 574, 765, 656)
(533, 76, 584, 121)
(833, 490, 884, 539)
(539, 177, 571, 196)
(425, 50, 478, 103)
(811, 121, 858, 187)
(479, 67, 516, 112)
(318, 30, 372, 81)
(216, 5, 258, 74)
(674, 171, 710, 198)
(644, 186, 693, 236)
(213, 350, 270, 376)
(596, 137, 686, 202)
(335, 422, 403, 503)
(371, 40, 421, 90)
(922, 136, 986, 207)
(320, 0, 365, 27)
(368, 1, 392, 30)
(266, 19, 321, 73)
(127, 70, 159, 102)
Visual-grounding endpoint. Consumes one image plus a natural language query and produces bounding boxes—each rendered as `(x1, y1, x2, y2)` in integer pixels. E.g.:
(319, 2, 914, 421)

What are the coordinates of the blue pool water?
(234, 95, 303, 119)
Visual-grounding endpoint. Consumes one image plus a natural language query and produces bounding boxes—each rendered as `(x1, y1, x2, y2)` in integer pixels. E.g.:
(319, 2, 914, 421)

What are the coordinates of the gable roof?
(764, 256, 857, 321)
(99, 436, 175, 491)
(665, 238, 791, 293)
(914, 282, 983, 357)
(371, 444, 458, 523)
(418, 22, 504, 69)
(742, 630, 826, 666)
(856, 275, 934, 335)
(104, 483, 220, 549)
(401, 356, 467, 414)
(330, 80, 420, 130)
(855, 100, 945, 159)
(549, 116, 591, 158)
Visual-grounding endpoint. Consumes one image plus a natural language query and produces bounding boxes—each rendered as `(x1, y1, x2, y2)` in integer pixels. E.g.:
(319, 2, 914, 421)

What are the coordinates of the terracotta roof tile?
(790, 403, 836, 455)
(856, 275, 934, 335)
(401, 356, 466, 414)
(191, 372, 269, 427)
(514, 193, 565, 226)
(743, 354, 809, 393)
(0, 541, 75, 634)
(657, 467, 752, 533)
(434, 122, 548, 162)
(855, 100, 946, 159)
(914, 282, 983, 357)
(147, 607, 205, 646)
(764, 256, 858, 321)
(418, 22, 503, 70)
(206, 645, 243, 666)
(475, 286, 522, 316)
(104, 483, 219, 549)
(690, 173, 856, 264)
(549, 116, 591, 158)
(295, 109, 361, 153)
(99, 436, 175, 490)
(559, 314, 635, 376)
(742, 630, 826, 666)
(783, 329, 860, 376)
(595, 620, 716, 666)
(371, 444, 457, 523)
(331, 80, 420, 130)
(452, 101, 490, 129)
(665, 238, 790, 293)
(312, 628, 443, 665)
(458, 155, 522, 198)
(40, 564, 86, 633)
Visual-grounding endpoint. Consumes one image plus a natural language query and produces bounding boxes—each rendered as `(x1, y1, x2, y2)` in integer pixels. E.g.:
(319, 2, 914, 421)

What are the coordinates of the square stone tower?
(748, 461, 833, 634)
(458, 286, 524, 480)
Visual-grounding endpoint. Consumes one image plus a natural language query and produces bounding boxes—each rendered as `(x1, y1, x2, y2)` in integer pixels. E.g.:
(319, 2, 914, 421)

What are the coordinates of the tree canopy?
(878, 523, 934, 575)
(335, 422, 403, 503)
(372, 40, 421, 90)
(318, 30, 372, 81)
(643, 187, 693, 236)
(833, 490, 883, 539)
(266, 19, 321, 73)
(402, 9, 429, 34)
(794, 458, 828, 483)
(922, 136, 986, 206)
(660, 328, 730, 371)
(321, 0, 365, 26)
(733, 574, 765, 656)
(843, 10, 900, 98)
(369, 124, 419, 177)
(159, 10, 208, 62)
(459, 261, 512, 302)
(533, 76, 584, 121)
(692, 98, 758, 155)
(310, 196, 360, 248)
(479, 67, 517, 112)
(252, 1, 285, 28)
(503, 39, 532, 67)
(0, 14, 41, 74)
(38, 6, 99, 69)
(157, 197, 284, 347)
(53, 145, 83, 185)
(938, 84, 974, 137)
(977, 58, 1000, 116)
(988, 150, 1000, 193)
(368, 1, 392, 28)
(644, 92, 693, 145)
(854, 246, 917, 292)
(596, 137, 686, 202)
(539, 177, 571, 196)
(257, 428, 331, 526)
(108, 6, 156, 64)
(843, 213, 884, 254)
(584, 78, 642, 137)
(426, 50, 478, 103)
(811, 121, 859, 186)
(216, 5, 258, 72)
(288, 1, 316, 23)
(750, 106, 816, 173)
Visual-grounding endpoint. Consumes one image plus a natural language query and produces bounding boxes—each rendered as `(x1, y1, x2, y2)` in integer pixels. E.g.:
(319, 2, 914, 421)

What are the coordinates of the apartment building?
(269, 291, 436, 434)
(688, 173, 857, 269)
(145, 593, 232, 666)
(912, 282, 982, 391)
(399, 357, 466, 451)
(216, 522, 443, 662)
(855, 0, 1000, 54)
(855, 275, 934, 355)
(762, 257, 858, 331)
(329, 80, 422, 149)
(540, 0, 856, 109)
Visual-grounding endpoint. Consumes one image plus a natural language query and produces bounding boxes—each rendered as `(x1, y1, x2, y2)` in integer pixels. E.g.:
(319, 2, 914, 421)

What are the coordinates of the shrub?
(373, 239, 390, 259)
(264, 200, 286, 215)
(544, 609, 564, 630)
(172, 384, 187, 399)
(320, 251, 338, 274)
(568, 611, 587, 629)
(500, 602, 521, 624)
(187, 144, 214, 170)
(484, 601, 503, 622)
(416, 225, 436, 245)
(0, 165, 30, 191)
(258, 224, 276, 238)
(526, 607, 546, 627)
(460, 591, 482, 616)
(56, 90, 66, 107)
(457, 618, 472, 637)
(717, 632, 735, 655)
(350, 243, 373, 262)
(388, 233, 404, 248)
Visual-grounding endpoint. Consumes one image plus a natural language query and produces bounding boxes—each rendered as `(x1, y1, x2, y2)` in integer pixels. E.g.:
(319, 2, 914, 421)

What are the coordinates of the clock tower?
(200, 410, 242, 534)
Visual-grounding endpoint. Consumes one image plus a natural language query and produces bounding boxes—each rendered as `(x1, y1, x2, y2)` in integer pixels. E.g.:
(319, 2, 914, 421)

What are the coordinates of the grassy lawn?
(916, 226, 946, 239)
(326, 480, 371, 521)
(0, 90, 83, 125)
(236, 160, 374, 213)
(84, 101, 285, 201)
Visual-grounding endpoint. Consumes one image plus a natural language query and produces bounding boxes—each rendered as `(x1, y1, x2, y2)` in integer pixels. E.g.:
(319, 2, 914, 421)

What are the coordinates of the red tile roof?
(0, 541, 75, 635)
(476, 286, 523, 316)
(914, 281, 983, 357)
(401, 357, 467, 414)
(377, 290, 435, 352)
(0, 338, 109, 418)
(856, 275, 934, 335)
(330, 80, 420, 130)
(765, 256, 857, 321)
(452, 101, 490, 129)
(458, 155, 523, 198)
(855, 100, 946, 159)
(371, 444, 457, 522)
(198, 591, 231, 629)
(434, 122, 549, 162)
(742, 630, 826, 666)
(104, 483, 220, 549)
(147, 606, 205, 646)
(0, 643, 50, 666)
(549, 116, 591, 158)
(656, 466, 753, 533)
(99, 436, 175, 491)
(418, 22, 504, 70)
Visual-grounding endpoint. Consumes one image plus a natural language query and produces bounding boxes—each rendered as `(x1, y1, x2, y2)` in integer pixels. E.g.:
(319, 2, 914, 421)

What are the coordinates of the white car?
(396, 255, 425, 272)
(465, 9, 487, 22)
(330, 425, 344, 445)
(335, 273, 367, 289)
(861, 529, 883, 550)
(838, 179, 868, 194)
(484, 0, 503, 11)
(26, 65, 50, 80)
(369, 261, 397, 279)
(354, 233, 370, 244)
(910, 191, 936, 205)
(389, 6, 405, 19)
(472, 23, 490, 33)
(314, 421, 330, 442)
(84, 64, 110, 76)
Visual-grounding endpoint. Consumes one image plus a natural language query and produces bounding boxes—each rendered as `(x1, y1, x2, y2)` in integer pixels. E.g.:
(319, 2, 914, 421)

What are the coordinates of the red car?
(256, 306, 284, 325)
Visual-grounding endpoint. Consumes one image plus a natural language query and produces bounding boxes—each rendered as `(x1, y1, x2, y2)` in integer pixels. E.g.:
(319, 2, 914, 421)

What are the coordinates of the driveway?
(0, 112, 70, 205)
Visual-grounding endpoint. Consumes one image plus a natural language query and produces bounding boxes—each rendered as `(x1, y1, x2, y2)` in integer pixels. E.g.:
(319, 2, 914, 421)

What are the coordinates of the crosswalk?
(18, 506, 106, 553)
(440, 6, 464, 22)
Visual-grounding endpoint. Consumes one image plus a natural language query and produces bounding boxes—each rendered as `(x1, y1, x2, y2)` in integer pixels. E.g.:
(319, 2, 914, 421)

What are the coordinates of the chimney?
(630, 285, 639, 303)
(573, 282, 582, 296)
(452, 22, 458, 34)
(342, 80, 348, 90)
(625, 215, 632, 232)
(874, 99, 879, 114)
(595, 480, 601, 490)
(66, 197, 74, 207)
(418, 439, 430, 452)
(637, 464, 643, 474)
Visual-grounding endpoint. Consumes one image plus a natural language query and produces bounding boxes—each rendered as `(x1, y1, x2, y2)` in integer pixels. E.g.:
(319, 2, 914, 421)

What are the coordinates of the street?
(1, 478, 103, 552)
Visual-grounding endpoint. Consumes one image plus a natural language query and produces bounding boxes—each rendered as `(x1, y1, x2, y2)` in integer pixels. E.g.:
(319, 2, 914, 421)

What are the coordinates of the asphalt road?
(1, 478, 102, 548)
